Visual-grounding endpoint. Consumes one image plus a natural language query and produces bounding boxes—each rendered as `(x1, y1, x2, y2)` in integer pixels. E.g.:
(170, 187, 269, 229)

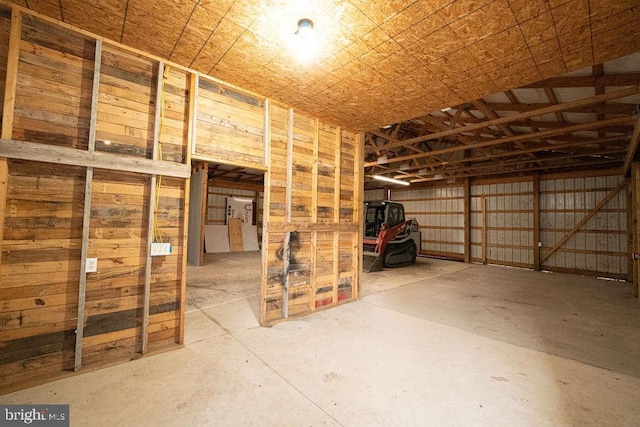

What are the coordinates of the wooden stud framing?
(463, 178, 471, 263)
(263, 99, 270, 167)
(627, 173, 634, 283)
(74, 39, 102, 370)
(310, 119, 319, 311)
(541, 180, 627, 264)
(282, 108, 294, 319)
(142, 60, 164, 354)
(532, 174, 541, 271)
(481, 197, 487, 264)
(0, 7, 21, 274)
(199, 162, 208, 266)
(634, 164, 640, 298)
(74, 167, 93, 371)
(333, 126, 342, 305)
(353, 132, 365, 299)
(189, 73, 199, 156)
(142, 174, 157, 354)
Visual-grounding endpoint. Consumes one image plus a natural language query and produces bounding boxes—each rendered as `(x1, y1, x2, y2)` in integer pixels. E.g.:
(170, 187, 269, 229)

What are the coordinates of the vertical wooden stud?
(179, 73, 196, 344)
(463, 178, 471, 263)
(533, 173, 541, 270)
(634, 164, 640, 298)
(0, 7, 22, 273)
(189, 73, 199, 156)
(142, 175, 157, 354)
(74, 167, 93, 371)
(282, 108, 294, 318)
(263, 98, 270, 167)
(74, 38, 102, 370)
(199, 162, 208, 266)
(310, 119, 319, 311)
(142, 60, 163, 354)
(627, 173, 634, 282)
(353, 131, 365, 299)
(333, 126, 342, 305)
(259, 100, 273, 326)
(481, 197, 487, 264)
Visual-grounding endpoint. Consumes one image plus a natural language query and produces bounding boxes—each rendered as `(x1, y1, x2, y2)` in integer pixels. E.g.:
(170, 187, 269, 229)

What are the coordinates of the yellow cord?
(153, 65, 170, 243)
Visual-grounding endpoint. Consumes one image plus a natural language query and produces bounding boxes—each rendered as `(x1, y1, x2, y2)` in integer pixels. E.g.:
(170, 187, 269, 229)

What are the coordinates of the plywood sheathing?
(7, 0, 640, 130)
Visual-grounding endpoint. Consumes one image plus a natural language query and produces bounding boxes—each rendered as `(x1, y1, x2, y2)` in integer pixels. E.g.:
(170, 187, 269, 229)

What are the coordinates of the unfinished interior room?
(0, 0, 639, 425)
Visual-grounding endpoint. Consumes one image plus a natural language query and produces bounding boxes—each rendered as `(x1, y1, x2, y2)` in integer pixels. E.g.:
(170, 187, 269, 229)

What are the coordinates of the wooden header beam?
(0, 139, 191, 178)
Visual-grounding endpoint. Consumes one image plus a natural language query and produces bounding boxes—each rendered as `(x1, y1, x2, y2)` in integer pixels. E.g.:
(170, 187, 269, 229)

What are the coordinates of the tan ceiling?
(7, 0, 640, 130)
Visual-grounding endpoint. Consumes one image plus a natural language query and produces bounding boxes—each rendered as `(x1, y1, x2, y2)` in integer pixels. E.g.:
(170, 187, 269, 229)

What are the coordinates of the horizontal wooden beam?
(383, 135, 628, 176)
(409, 159, 621, 184)
(368, 85, 640, 154)
(524, 74, 640, 88)
(366, 115, 635, 168)
(267, 222, 359, 233)
(209, 178, 263, 192)
(0, 139, 191, 178)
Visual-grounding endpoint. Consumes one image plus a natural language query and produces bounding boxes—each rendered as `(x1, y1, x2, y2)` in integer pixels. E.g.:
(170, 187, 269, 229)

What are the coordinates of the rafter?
(365, 85, 640, 155)
(366, 115, 635, 168)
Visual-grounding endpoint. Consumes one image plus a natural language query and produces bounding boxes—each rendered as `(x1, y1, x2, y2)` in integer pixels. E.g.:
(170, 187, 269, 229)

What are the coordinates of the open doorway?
(186, 161, 265, 327)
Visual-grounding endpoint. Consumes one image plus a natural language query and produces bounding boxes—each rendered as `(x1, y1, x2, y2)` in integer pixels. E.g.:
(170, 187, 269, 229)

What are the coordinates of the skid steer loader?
(362, 200, 420, 272)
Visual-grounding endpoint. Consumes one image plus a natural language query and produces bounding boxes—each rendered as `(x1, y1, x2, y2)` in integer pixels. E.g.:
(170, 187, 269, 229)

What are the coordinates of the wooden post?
(199, 162, 208, 266)
(481, 197, 487, 264)
(142, 61, 164, 354)
(263, 98, 270, 167)
(260, 102, 273, 326)
(0, 7, 21, 273)
(74, 167, 93, 371)
(179, 73, 195, 344)
(463, 178, 471, 263)
(333, 126, 342, 305)
(142, 175, 157, 354)
(633, 164, 640, 298)
(533, 173, 541, 270)
(310, 119, 319, 311)
(282, 108, 294, 318)
(74, 39, 101, 370)
(627, 172, 634, 283)
(189, 73, 199, 156)
(353, 131, 365, 299)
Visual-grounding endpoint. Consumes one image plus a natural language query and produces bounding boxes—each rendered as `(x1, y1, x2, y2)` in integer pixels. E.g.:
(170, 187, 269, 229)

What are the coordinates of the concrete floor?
(3, 255, 640, 426)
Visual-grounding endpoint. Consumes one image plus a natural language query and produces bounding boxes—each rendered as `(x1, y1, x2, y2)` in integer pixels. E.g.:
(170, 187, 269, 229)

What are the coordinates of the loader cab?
(364, 201, 406, 238)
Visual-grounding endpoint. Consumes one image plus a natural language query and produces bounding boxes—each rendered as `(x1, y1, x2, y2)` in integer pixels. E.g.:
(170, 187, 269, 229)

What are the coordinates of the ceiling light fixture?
(293, 18, 317, 63)
(373, 175, 410, 186)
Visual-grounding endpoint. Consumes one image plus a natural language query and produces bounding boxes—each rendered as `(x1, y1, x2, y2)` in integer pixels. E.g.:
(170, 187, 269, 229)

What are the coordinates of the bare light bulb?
(294, 18, 317, 63)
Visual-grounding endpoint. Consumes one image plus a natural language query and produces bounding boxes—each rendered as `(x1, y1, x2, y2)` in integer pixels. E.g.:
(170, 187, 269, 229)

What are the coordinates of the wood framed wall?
(0, 4, 363, 392)
(261, 110, 362, 325)
(388, 169, 630, 281)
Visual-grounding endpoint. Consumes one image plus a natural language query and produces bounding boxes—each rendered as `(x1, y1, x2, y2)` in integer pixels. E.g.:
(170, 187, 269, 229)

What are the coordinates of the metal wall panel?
(540, 174, 627, 278)
(471, 179, 535, 267)
(392, 185, 464, 257)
